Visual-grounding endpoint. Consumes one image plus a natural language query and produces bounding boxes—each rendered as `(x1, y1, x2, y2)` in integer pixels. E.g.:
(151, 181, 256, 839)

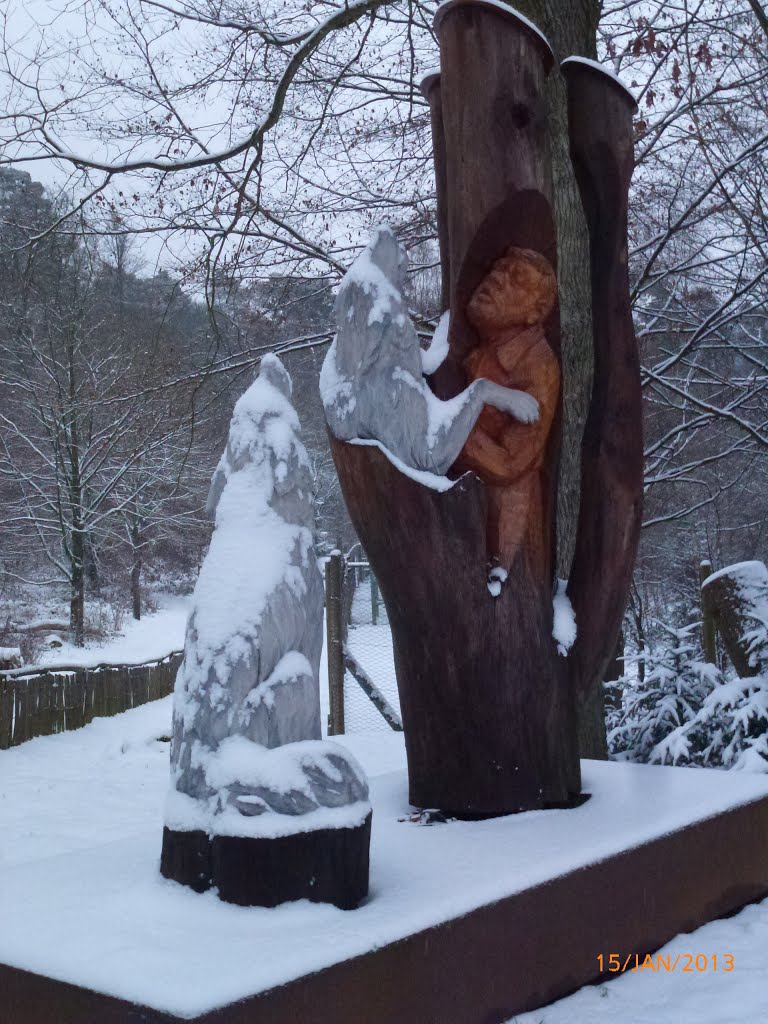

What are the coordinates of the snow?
(702, 559, 767, 589)
(338, 234, 407, 329)
(423, 380, 537, 452)
(418, 67, 441, 91)
(2, 697, 768, 1018)
(349, 437, 458, 492)
(510, 902, 768, 1023)
(421, 309, 450, 375)
(487, 566, 508, 598)
(552, 578, 577, 656)
(425, 385, 474, 447)
(318, 338, 356, 420)
(18, 596, 190, 673)
(561, 56, 639, 106)
(210, 799, 370, 839)
(343, 580, 400, 732)
(0, 646, 22, 665)
(435, 1, 554, 61)
(184, 370, 313, 690)
(244, 650, 313, 710)
(191, 735, 370, 839)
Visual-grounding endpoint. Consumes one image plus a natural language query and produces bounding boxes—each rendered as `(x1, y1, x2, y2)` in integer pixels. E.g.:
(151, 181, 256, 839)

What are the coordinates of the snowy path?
(1, 697, 767, 1021)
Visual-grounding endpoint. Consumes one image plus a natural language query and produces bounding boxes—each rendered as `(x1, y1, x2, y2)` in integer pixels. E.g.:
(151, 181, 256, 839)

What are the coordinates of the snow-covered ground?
(34, 595, 190, 669)
(1, 697, 768, 1021)
(510, 905, 768, 1024)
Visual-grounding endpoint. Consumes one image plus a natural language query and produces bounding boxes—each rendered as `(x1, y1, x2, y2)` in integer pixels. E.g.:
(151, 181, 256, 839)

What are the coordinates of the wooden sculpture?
(561, 57, 643, 703)
(457, 246, 560, 573)
(326, 1, 642, 817)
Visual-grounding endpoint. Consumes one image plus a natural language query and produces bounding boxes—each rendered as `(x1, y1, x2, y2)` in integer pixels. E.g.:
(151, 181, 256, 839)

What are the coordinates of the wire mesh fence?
(325, 550, 402, 734)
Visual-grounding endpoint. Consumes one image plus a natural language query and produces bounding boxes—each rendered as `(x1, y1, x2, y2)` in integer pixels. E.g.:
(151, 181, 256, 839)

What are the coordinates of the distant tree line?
(0, 168, 353, 644)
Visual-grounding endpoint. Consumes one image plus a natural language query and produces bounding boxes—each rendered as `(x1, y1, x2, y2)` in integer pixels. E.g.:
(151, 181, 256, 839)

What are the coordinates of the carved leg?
(487, 477, 534, 572)
(460, 427, 519, 485)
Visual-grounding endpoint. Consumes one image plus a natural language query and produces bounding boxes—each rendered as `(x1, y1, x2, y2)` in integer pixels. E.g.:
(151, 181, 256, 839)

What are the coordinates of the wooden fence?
(0, 652, 183, 750)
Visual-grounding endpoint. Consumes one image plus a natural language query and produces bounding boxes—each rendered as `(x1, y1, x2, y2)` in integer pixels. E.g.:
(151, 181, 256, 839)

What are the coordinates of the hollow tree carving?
(325, 1, 642, 817)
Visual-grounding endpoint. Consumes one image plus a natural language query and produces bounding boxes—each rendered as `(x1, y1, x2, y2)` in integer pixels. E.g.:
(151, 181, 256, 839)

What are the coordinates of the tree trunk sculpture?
(702, 561, 768, 678)
(561, 58, 643, 706)
(326, 1, 642, 817)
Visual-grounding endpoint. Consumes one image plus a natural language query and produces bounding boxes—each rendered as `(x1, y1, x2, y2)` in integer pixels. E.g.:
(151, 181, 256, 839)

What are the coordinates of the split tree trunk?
(331, 2, 641, 813)
(331, 3, 580, 816)
(512, 0, 606, 758)
(563, 60, 643, 713)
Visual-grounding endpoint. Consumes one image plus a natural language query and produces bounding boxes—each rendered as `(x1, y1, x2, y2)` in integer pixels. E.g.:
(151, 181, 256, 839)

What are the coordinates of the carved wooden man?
(458, 246, 560, 573)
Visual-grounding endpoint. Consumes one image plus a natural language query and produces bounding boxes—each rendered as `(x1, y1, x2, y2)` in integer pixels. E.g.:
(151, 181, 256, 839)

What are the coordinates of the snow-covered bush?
(652, 675, 768, 771)
(608, 623, 719, 763)
(609, 619, 768, 773)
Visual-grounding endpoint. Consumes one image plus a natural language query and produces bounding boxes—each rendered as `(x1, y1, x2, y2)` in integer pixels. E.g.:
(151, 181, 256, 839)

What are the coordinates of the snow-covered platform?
(2, 699, 768, 1023)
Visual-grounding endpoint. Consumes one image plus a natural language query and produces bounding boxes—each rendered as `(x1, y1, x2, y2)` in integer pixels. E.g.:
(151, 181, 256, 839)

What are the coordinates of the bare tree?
(0, 0, 767, 719)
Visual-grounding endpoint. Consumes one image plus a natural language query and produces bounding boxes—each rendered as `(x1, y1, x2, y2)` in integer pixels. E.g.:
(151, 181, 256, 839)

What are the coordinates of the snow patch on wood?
(552, 579, 577, 656)
(561, 56, 638, 106)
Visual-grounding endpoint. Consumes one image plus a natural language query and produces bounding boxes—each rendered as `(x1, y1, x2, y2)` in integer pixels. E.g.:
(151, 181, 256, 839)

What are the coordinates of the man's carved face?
(467, 247, 557, 332)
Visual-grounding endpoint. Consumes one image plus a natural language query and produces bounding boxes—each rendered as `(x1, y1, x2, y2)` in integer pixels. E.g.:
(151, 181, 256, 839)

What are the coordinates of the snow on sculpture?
(161, 355, 371, 908)
(321, 225, 540, 479)
(324, 3, 642, 817)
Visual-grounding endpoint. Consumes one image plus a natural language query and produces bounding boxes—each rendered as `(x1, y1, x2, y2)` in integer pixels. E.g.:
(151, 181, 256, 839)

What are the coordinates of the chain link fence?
(325, 550, 402, 735)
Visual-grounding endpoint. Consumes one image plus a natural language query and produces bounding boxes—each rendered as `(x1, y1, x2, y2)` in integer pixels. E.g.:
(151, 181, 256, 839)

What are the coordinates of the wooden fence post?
(370, 574, 379, 627)
(325, 550, 345, 736)
(699, 559, 717, 665)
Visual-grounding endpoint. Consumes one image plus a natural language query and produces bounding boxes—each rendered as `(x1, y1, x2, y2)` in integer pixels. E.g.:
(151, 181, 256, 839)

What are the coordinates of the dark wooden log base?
(5, 794, 768, 1024)
(160, 814, 371, 910)
(160, 827, 212, 894)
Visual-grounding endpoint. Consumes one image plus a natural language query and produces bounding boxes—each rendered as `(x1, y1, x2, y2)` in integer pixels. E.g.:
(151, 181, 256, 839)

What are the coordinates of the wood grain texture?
(326, 1, 581, 815)
(420, 72, 450, 314)
(563, 60, 643, 699)
(433, 0, 556, 399)
(212, 814, 372, 910)
(702, 564, 768, 678)
(457, 247, 561, 572)
(0, 653, 181, 750)
(160, 815, 372, 910)
(329, 435, 579, 816)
